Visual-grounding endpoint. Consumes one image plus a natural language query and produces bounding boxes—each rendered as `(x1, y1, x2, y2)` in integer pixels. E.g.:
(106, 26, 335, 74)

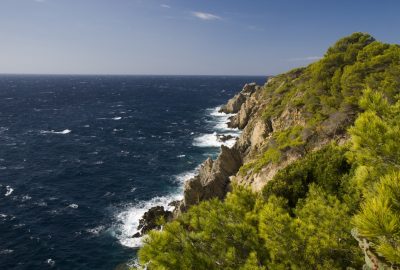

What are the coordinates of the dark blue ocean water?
(0, 75, 265, 270)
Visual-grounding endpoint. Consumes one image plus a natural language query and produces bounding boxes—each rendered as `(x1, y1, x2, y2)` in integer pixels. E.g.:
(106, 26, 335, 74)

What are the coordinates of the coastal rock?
(219, 93, 246, 114)
(217, 134, 234, 142)
(228, 85, 262, 129)
(219, 83, 257, 114)
(135, 206, 172, 237)
(182, 145, 242, 209)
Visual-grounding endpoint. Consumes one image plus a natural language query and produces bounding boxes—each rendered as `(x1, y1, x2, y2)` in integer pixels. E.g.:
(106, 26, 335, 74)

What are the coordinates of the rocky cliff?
(180, 69, 355, 210)
(134, 33, 400, 270)
(138, 68, 356, 231)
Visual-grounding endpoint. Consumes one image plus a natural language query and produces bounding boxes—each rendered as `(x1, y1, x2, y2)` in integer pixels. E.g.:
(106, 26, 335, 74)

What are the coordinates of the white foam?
(193, 132, 237, 148)
(112, 117, 122, 120)
(68, 204, 79, 209)
(5, 186, 13, 197)
(174, 169, 198, 185)
(113, 194, 178, 248)
(46, 259, 55, 267)
(40, 129, 71, 135)
(86, 225, 106, 235)
(209, 106, 237, 132)
(113, 168, 198, 248)
(192, 106, 241, 149)
(21, 195, 32, 201)
(112, 105, 239, 249)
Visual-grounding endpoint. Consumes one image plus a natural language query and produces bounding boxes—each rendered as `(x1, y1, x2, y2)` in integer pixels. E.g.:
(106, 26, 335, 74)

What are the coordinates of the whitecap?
(0, 249, 13, 255)
(21, 195, 32, 201)
(177, 154, 186, 158)
(46, 259, 55, 267)
(112, 117, 122, 120)
(36, 201, 48, 207)
(5, 186, 14, 197)
(86, 225, 106, 235)
(40, 129, 71, 135)
(68, 204, 79, 209)
(104, 191, 115, 197)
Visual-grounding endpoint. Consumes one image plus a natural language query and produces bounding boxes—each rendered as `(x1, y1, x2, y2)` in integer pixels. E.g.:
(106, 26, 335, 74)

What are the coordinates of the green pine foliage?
(137, 186, 266, 270)
(349, 88, 400, 266)
(133, 33, 400, 269)
(262, 143, 352, 208)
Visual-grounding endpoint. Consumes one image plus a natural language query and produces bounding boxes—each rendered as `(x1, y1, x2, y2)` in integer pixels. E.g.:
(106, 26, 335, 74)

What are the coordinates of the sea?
(0, 75, 265, 270)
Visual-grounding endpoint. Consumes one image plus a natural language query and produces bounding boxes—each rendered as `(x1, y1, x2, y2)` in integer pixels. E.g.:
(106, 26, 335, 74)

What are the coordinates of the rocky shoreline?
(133, 82, 260, 237)
(134, 72, 353, 237)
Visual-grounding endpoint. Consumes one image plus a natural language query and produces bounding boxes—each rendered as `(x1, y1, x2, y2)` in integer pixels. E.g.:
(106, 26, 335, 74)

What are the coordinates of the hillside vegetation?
(133, 33, 400, 269)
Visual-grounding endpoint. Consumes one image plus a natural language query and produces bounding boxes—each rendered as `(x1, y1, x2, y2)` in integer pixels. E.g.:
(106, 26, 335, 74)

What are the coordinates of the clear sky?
(1, 0, 399, 75)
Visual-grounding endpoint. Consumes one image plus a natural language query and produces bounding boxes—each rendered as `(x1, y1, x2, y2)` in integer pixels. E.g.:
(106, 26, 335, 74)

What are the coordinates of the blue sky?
(1, 0, 399, 75)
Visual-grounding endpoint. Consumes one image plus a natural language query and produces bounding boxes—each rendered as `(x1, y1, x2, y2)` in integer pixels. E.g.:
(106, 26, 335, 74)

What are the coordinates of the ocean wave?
(112, 117, 122, 120)
(21, 195, 32, 202)
(5, 186, 14, 197)
(40, 129, 71, 135)
(86, 225, 106, 235)
(0, 249, 13, 255)
(46, 259, 55, 267)
(209, 106, 238, 132)
(193, 106, 240, 148)
(193, 132, 237, 148)
(68, 204, 79, 209)
(112, 168, 198, 248)
(113, 194, 180, 248)
(0, 127, 9, 134)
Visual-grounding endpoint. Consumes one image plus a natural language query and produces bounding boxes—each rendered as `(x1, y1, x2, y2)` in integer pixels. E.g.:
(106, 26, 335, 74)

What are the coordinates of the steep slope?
(134, 33, 400, 270)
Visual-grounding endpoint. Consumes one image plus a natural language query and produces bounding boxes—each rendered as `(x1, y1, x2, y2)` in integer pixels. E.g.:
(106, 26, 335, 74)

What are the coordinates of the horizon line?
(0, 72, 269, 77)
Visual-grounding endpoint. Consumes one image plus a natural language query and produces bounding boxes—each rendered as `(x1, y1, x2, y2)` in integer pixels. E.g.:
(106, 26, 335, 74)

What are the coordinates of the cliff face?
(180, 70, 355, 209)
(181, 145, 242, 210)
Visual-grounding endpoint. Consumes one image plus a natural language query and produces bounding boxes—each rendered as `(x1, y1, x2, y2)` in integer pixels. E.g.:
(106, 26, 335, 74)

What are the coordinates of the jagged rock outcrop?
(181, 145, 242, 210)
(220, 83, 257, 114)
(133, 206, 172, 238)
(217, 134, 234, 142)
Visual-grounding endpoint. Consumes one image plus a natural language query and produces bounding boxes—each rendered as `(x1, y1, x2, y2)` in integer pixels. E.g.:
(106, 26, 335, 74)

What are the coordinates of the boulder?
(218, 134, 234, 142)
(135, 206, 172, 237)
